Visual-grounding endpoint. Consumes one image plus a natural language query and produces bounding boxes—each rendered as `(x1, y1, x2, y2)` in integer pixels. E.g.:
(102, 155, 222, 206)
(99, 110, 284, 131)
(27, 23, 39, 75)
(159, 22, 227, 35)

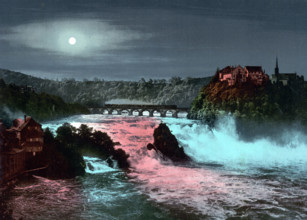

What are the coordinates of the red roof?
(9, 117, 40, 132)
(220, 66, 235, 74)
(245, 66, 263, 72)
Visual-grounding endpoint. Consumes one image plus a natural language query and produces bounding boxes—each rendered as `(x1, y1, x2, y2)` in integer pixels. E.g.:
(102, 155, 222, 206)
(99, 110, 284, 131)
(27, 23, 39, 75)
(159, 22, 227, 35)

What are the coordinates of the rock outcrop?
(147, 123, 189, 162)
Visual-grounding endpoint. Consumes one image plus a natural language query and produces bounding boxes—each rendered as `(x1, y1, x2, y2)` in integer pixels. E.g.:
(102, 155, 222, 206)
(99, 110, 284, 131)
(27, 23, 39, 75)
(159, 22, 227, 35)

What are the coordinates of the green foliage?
(189, 80, 307, 124)
(0, 69, 212, 108)
(0, 78, 89, 124)
(28, 123, 130, 179)
(55, 123, 130, 168)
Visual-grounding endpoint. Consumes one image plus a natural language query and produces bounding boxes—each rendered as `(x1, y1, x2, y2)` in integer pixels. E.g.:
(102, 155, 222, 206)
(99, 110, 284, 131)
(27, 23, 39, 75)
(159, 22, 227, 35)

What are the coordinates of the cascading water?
(83, 156, 117, 174)
(163, 116, 307, 173)
(5, 114, 307, 219)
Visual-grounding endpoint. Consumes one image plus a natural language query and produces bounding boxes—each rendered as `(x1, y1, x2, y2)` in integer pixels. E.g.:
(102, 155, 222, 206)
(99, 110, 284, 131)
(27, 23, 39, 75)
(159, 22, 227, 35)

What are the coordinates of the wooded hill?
(189, 77, 307, 125)
(0, 78, 89, 126)
(0, 69, 211, 108)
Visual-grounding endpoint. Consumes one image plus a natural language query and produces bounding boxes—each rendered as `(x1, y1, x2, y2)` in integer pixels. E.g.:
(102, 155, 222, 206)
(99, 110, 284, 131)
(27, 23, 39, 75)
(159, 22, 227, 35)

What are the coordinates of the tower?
(275, 57, 279, 75)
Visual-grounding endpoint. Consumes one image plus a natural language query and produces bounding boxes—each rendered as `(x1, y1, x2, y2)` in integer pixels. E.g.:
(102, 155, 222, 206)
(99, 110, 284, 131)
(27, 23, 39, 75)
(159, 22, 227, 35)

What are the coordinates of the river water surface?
(5, 115, 307, 219)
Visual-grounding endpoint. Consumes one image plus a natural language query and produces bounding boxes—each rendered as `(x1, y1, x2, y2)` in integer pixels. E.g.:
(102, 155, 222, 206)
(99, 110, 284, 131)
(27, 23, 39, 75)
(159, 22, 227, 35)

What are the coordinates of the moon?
(68, 37, 76, 45)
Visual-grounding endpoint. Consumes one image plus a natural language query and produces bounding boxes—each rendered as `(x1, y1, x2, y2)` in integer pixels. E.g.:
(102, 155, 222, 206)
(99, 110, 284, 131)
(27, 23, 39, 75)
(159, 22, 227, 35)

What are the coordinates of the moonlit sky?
(1, 0, 307, 80)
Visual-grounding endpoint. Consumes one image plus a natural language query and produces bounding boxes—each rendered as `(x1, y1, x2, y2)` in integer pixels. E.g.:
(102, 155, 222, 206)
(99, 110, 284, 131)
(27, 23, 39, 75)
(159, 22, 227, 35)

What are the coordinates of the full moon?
(68, 37, 76, 45)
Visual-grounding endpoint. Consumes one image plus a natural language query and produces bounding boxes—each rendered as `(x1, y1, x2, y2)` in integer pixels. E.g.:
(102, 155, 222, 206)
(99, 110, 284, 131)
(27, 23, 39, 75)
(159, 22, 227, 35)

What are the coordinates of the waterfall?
(83, 156, 117, 174)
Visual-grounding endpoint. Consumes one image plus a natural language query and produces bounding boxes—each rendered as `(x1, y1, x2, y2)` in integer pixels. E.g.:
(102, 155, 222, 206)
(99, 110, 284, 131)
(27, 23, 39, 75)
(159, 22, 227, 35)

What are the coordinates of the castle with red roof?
(219, 65, 269, 86)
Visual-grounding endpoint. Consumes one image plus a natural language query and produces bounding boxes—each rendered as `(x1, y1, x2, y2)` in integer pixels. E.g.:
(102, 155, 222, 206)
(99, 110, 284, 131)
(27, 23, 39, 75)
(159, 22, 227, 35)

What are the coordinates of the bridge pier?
(160, 110, 166, 117)
(149, 110, 154, 117)
(173, 110, 178, 118)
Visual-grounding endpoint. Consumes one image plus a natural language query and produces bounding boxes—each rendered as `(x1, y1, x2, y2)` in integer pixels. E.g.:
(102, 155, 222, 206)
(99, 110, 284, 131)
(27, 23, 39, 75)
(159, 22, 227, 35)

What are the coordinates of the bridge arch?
(177, 110, 189, 118)
(140, 109, 148, 116)
(140, 109, 154, 117)
(132, 109, 141, 116)
(153, 110, 161, 117)
(111, 109, 120, 115)
(120, 109, 132, 116)
(165, 110, 174, 117)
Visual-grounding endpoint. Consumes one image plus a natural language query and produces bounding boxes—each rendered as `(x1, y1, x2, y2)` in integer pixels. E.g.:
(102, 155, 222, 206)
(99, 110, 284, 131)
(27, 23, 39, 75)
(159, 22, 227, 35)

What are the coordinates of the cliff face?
(189, 79, 307, 124)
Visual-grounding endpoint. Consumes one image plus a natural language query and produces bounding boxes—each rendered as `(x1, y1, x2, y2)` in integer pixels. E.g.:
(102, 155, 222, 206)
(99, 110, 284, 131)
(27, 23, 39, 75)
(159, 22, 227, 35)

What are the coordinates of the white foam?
(83, 156, 117, 174)
(163, 116, 307, 170)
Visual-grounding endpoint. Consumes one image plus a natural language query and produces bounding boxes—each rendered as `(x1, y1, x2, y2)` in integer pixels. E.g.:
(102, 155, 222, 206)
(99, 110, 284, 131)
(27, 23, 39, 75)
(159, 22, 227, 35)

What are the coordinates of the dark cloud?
(1, 0, 307, 80)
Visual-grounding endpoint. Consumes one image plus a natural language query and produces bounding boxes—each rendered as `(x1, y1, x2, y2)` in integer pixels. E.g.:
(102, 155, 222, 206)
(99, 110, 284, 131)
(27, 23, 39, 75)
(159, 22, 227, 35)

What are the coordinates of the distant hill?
(0, 78, 89, 126)
(0, 69, 211, 108)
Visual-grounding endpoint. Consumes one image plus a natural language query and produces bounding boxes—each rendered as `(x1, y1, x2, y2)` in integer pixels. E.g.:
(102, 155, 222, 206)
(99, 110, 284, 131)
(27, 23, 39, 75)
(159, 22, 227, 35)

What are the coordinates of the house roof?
(220, 66, 235, 74)
(278, 73, 297, 80)
(17, 117, 32, 131)
(9, 116, 39, 132)
(280, 73, 296, 76)
(245, 66, 263, 72)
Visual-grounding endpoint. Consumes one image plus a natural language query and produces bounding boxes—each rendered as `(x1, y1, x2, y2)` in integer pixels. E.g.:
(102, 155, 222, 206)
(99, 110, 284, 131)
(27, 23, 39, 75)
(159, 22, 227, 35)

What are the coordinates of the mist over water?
(6, 115, 307, 219)
(164, 116, 307, 174)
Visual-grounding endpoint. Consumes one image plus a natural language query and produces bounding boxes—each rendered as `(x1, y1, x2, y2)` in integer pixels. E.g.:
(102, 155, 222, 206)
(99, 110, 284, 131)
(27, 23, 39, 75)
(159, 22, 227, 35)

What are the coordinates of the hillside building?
(8, 116, 44, 154)
(0, 116, 43, 184)
(271, 58, 304, 87)
(219, 65, 269, 86)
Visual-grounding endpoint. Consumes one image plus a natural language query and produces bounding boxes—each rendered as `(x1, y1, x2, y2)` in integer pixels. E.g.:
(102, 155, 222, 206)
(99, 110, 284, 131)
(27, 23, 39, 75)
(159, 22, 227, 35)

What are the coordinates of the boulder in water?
(146, 143, 155, 150)
(87, 162, 95, 171)
(147, 123, 190, 162)
(112, 148, 130, 169)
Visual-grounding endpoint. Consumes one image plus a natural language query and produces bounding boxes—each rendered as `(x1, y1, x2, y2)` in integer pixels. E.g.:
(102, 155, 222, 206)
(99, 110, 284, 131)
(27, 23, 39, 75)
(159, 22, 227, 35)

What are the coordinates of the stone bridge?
(88, 104, 189, 118)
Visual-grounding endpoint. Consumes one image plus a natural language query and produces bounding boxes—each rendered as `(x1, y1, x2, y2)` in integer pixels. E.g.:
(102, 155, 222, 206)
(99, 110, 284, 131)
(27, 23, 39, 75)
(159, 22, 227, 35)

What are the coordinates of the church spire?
(275, 57, 279, 75)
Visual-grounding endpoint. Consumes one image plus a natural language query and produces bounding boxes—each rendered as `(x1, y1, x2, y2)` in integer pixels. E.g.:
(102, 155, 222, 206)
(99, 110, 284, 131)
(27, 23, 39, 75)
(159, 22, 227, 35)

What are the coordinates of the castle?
(218, 59, 305, 87)
(219, 65, 269, 86)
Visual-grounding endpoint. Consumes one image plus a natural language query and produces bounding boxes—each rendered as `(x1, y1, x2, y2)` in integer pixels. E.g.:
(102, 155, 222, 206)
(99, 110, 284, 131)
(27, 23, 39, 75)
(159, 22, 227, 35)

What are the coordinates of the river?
(5, 115, 307, 219)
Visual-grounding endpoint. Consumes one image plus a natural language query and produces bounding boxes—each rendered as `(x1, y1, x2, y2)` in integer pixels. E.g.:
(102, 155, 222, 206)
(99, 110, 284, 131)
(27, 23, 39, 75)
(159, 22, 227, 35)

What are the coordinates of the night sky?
(1, 0, 307, 81)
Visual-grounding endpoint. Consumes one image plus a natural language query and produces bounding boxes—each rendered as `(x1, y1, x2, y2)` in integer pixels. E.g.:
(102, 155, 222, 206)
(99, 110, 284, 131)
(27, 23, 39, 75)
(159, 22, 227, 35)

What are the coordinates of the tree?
(169, 76, 182, 85)
(77, 124, 93, 140)
(56, 123, 75, 144)
(210, 68, 220, 83)
(0, 78, 6, 88)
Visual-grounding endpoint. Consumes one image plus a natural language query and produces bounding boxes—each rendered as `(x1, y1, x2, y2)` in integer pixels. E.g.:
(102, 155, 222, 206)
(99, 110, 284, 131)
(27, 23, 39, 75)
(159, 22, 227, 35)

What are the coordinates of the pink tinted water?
(71, 115, 286, 218)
